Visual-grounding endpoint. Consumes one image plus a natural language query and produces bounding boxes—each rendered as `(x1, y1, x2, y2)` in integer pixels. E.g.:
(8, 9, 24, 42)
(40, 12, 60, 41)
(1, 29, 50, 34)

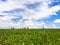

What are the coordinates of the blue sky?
(0, 0, 60, 28)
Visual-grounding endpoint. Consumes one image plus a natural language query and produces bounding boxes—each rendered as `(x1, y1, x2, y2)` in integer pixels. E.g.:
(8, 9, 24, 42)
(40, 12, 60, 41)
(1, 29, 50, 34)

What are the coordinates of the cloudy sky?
(0, 0, 60, 28)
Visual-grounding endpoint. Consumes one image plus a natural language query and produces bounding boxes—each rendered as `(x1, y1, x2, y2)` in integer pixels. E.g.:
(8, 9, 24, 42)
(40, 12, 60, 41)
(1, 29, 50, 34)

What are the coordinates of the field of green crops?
(0, 29, 60, 45)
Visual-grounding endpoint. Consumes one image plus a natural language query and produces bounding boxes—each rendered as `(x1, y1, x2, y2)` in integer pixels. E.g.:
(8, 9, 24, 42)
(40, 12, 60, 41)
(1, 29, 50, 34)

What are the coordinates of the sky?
(0, 0, 60, 28)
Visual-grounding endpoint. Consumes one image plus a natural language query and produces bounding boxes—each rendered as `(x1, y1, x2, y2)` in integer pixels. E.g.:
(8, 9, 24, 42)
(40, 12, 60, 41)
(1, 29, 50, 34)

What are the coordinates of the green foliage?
(0, 29, 60, 45)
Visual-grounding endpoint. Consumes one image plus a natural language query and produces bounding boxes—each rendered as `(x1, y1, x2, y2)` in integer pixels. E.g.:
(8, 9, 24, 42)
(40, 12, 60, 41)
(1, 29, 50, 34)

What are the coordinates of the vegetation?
(0, 29, 60, 45)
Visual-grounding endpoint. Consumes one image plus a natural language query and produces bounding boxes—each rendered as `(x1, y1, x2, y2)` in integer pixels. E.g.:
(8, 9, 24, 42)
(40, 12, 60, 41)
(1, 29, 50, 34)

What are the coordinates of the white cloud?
(0, 0, 26, 12)
(22, 4, 60, 19)
(9, 0, 60, 20)
(44, 23, 57, 28)
(0, 0, 60, 28)
(54, 19, 60, 23)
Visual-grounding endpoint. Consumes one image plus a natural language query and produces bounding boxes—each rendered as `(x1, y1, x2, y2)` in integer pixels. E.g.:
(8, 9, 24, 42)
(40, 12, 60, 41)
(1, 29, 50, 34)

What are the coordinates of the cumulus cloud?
(0, 0, 60, 28)
(54, 19, 60, 23)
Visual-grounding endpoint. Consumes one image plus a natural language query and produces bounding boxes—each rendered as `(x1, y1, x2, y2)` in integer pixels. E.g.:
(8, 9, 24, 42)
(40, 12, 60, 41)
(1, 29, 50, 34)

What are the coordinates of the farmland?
(0, 29, 60, 45)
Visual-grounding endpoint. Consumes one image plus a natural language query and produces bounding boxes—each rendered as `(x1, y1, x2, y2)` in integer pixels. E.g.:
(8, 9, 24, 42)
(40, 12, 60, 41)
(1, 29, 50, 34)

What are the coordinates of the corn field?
(0, 29, 60, 45)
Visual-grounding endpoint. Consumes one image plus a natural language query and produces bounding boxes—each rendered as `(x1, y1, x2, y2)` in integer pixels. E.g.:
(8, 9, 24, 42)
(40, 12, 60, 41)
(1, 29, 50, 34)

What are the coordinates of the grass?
(0, 29, 60, 45)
